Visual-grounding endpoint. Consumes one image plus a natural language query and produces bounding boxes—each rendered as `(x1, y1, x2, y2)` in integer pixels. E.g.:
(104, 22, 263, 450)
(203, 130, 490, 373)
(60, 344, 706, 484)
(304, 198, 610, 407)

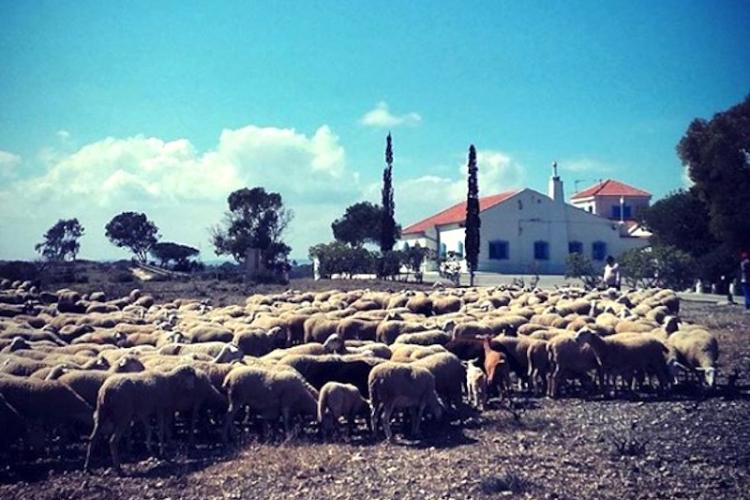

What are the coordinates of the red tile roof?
(571, 179, 651, 200)
(402, 190, 520, 235)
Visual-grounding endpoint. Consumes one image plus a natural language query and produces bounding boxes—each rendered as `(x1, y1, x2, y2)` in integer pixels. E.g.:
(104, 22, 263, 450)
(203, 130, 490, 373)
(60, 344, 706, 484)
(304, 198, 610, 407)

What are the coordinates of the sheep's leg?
(156, 412, 168, 458)
(222, 402, 239, 444)
(142, 415, 154, 454)
(414, 403, 426, 437)
(382, 403, 395, 441)
(282, 406, 292, 439)
(109, 424, 126, 475)
(188, 406, 199, 448)
(84, 417, 103, 472)
(369, 403, 380, 437)
(346, 414, 355, 441)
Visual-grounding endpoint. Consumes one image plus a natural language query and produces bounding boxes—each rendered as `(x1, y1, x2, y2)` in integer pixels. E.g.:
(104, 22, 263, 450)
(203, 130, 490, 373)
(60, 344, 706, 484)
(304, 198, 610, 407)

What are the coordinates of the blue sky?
(1, 1, 748, 260)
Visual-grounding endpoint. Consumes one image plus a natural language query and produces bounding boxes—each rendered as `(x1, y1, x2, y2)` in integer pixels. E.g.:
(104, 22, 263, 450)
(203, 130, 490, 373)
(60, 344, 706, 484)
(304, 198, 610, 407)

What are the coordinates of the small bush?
(620, 245, 696, 290)
(565, 253, 600, 289)
(0, 261, 40, 282)
(250, 270, 288, 285)
(109, 270, 135, 283)
(480, 471, 529, 495)
(607, 424, 649, 457)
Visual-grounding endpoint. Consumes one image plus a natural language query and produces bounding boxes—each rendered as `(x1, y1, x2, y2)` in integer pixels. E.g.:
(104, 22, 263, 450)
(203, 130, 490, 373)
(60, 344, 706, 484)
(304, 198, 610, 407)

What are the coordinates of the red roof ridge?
(571, 179, 651, 200)
(402, 189, 520, 235)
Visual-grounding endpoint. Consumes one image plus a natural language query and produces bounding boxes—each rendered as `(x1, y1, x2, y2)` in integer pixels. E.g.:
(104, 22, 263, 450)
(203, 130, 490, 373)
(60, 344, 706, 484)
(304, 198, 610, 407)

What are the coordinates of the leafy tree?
(105, 212, 159, 262)
(376, 250, 402, 280)
(211, 187, 293, 273)
(149, 242, 199, 270)
(565, 253, 600, 289)
(677, 95, 750, 252)
(464, 144, 481, 286)
(620, 245, 696, 290)
(332, 201, 400, 247)
(402, 243, 429, 283)
(640, 188, 717, 257)
(309, 241, 376, 279)
(380, 133, 397, 252)
(35, 218, 85, 262)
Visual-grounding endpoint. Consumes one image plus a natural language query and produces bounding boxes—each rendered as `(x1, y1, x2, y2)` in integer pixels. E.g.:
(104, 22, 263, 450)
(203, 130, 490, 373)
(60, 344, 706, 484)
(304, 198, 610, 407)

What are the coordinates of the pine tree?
(465, 144, 480, 286)
(380, 133, 396, 252)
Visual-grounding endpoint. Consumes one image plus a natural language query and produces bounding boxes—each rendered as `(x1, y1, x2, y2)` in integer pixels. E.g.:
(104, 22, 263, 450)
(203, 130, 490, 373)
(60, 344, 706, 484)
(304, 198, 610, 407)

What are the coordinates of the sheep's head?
(115, 355, 146, 373)
(114, 331, 128, 347)
(8, 336, 30, 352)
(86, 356, 111, 370)
(441, 320, 457, 335)
(215, 344, 243, 364)
(167, 331, 187, 344)
(698, 367, 717, 388)
(572, 327, 596, 344)
(323, 333, 345, 354)
(662, 316, 680, 335)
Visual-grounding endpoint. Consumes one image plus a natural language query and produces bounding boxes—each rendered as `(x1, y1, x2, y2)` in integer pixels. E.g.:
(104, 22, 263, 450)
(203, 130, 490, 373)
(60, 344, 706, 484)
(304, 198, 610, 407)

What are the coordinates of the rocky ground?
(1, 289, 749, 499)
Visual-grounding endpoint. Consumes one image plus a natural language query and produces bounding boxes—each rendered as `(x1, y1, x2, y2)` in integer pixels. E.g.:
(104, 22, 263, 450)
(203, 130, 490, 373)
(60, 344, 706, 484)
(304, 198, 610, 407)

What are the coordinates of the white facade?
(401, 175, 649, 275)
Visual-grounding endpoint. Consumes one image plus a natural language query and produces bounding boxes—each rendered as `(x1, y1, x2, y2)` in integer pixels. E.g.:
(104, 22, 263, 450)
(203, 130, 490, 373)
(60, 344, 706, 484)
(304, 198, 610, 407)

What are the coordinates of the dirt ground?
(1, 281, 749, 499)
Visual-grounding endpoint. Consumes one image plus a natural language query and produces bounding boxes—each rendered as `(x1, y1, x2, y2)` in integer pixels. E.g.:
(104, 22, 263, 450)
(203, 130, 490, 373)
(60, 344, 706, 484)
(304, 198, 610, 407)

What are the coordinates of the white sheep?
(317, 381, 369, 439)
(463, 359, 488, 410)
(368, 362, 444, 440)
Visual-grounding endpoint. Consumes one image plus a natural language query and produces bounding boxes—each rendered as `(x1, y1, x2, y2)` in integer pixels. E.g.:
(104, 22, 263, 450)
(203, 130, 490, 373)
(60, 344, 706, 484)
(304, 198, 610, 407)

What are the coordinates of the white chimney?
(549, 161, 564, 203)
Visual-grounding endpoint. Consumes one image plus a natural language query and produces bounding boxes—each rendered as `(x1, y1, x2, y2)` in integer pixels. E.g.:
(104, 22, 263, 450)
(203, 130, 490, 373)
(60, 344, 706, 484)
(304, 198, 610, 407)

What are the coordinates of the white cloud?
(364, 149, 526, 229)
(559, 158, 614, 173)
(0, 125, 357, 260)
(0, 150, 21, 177)
(56, 130, 71, 141)
(359, 101, 422, 128)
(681, 167, 694, 188)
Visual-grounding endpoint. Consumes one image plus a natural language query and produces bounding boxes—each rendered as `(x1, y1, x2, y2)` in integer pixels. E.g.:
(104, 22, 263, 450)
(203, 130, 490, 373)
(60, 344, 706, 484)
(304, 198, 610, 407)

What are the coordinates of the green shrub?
(0, 261, 40, 282)
(109, 270, 135, 283)
(565, 253, 600, 289)
(620, 245, 696, 290)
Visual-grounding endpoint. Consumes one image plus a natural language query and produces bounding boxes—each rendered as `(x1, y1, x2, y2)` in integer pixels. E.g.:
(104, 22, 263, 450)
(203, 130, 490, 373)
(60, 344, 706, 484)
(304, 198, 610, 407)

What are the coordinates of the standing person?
(603, 255, 621, 290)
(741, 251, 750, 311)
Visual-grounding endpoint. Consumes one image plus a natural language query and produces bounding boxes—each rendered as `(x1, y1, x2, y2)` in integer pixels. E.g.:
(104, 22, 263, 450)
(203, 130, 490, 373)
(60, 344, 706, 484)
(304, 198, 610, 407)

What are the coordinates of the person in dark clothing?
(741, 252, 750, 311)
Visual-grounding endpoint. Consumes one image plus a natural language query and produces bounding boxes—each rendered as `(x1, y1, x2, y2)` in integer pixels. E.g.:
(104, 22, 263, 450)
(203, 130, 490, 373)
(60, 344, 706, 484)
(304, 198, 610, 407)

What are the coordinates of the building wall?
(471, 189, 647, 274)
(572, 195, 650, 220)
(593, 195, 650, 220)
(401, 188, 649, 275)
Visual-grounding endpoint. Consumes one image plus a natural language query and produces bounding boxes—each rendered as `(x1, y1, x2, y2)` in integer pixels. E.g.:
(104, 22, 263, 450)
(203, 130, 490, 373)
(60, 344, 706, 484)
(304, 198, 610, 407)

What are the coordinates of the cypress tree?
(380, 133, 396, 252)
(465, 144, 480, 286)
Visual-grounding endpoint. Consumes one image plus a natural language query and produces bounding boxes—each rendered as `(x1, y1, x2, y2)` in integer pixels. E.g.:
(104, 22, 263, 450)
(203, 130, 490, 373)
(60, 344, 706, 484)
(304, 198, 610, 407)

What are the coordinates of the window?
(568, 241, 583, 254)
(592, 241, 607, 261)
(588, 206, 593, 213)
(611, 205, 632, 219)
(489, 240, 509, 260)
(439, 243, 447, 258)
(402, 242, 409, 251)
(457, 242, 464, 257)
(534, 241, 549, 260)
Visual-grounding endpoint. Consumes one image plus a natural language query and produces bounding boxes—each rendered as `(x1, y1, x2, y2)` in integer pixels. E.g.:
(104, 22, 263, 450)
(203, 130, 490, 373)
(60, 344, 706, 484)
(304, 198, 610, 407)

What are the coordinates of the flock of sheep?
(0, 277, 720, 474)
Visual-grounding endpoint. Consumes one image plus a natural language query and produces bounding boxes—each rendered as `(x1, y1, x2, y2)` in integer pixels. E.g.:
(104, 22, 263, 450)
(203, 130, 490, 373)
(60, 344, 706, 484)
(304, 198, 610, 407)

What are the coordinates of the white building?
(400, 166, 651, 274)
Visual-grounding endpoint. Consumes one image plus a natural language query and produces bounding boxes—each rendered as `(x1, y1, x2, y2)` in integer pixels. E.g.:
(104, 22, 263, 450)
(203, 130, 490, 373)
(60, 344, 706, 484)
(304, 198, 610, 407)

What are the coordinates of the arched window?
(592, 241, 607, 261)
(568, 241, 583, 254)
(402, 241, 409, 251)
(534, 241, 550, 260)
(457, 241, 464, 257)
(439, 243, 447, 258)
